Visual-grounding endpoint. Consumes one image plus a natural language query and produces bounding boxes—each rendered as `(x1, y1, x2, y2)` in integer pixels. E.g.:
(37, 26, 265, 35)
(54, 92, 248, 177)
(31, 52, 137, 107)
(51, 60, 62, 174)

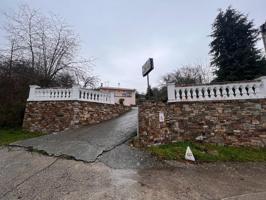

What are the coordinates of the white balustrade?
(27, 85, 115, 104)
(167, 76, 266, 102)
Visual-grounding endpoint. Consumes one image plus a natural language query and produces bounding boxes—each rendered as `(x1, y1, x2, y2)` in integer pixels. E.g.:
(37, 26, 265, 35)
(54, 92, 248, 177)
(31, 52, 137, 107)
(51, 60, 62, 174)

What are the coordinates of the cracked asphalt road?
(11, 107, 163, 168)
(1, 107, 266, 199)
(12, 108, 138, 163)
(1, 147, 266, 200)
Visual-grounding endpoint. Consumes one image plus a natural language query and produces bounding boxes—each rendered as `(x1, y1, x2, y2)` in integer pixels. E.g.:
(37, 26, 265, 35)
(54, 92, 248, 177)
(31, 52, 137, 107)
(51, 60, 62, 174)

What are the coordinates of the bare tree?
(161, 64, 213, 86)
(2, 4, 95, 87)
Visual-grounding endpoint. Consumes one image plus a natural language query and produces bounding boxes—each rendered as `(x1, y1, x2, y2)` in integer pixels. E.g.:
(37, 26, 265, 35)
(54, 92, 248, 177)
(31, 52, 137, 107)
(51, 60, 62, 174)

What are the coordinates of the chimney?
(261, 22, 266, 53)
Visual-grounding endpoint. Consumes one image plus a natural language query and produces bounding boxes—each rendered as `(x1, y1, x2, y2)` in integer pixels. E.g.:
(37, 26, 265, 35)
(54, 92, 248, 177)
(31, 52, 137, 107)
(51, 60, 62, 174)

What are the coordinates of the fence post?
(27, 85, 39, 101)
(167, 83, 176, 102)
(72, 84, 80, 100)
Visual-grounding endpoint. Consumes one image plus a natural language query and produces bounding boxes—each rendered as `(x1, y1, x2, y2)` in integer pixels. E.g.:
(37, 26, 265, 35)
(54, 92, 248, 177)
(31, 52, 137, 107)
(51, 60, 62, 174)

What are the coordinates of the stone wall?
(139, 100, 266, 148)
(23, 101, 131, 133)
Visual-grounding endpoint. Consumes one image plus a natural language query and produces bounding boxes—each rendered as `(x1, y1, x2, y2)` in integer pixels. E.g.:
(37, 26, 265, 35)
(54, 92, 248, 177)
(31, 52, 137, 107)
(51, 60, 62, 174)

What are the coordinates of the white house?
(99, 86, 136, 106)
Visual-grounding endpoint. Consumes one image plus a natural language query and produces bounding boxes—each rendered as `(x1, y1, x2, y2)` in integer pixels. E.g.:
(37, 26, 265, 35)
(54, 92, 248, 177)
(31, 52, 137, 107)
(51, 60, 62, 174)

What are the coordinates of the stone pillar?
(167, 83, 176, 102)
(257, 76, 266, 98)
(72, 84, 80, 100)
(27, 85, 39, 101)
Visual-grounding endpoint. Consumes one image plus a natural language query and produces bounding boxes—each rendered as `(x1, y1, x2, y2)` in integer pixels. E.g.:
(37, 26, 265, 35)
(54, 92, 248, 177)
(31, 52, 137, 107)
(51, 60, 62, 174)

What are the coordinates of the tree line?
(0, 5, 98, 127)
(144, 6, 266, 102)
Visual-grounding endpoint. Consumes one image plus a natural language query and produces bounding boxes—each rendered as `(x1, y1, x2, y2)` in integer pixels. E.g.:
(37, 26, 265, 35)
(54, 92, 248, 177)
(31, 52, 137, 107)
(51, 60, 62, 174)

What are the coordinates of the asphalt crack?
(8, 131, 137, 165)
(0, 158, 59, 199)
(94, 133, 136, 163)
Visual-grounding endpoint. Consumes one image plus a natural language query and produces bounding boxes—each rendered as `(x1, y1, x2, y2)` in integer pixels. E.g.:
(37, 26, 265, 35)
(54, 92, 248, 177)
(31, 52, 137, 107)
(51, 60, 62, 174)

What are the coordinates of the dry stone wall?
(23, 101, 131, 133)
(139, 100, 266, 148)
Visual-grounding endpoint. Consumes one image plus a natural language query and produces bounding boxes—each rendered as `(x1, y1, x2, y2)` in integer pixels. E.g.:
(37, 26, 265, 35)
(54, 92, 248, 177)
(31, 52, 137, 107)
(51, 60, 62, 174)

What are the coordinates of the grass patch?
(0, 129, 43, 146)
(148, 141, 266, 162)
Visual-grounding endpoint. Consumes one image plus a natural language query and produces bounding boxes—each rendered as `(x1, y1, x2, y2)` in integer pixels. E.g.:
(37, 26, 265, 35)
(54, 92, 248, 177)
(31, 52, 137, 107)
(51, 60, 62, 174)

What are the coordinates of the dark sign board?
(142, 58, 154, 77)
(261, 22, 266, 32)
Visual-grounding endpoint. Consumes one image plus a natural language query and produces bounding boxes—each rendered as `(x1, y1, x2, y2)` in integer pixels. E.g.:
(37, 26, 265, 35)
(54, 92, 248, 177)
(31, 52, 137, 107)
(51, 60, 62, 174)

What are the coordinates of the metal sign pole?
(142, 58, 154, 99)
(147, 74, 150, 89)
(261, 22, 266, 54)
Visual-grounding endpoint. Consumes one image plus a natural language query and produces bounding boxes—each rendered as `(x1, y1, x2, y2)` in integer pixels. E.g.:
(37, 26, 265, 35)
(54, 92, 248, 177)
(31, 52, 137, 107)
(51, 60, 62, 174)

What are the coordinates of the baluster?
(206, 87, 210, 100)
(194, 88, 198, 100)
(245, 84, 250, 98)
(184, 88, 188, 100)
(239, 85, 244, 98)
(190, 88, 194, 100)
(208, 87, 213, 99)
(196, 87, 201, 100)
(53, 90, 56, 99)
(178, 89, 182, 101)
(242, 85, 249, 98)
(201, 88, 205, 100)
(228, 86, 234, 99)
(234, 85, 241, 99)
(251, 84, 257, 97)
(212, 87, 217, 100)
(224, 87, 230, 99)
(186, 88, 192, 101)
(174, 89, 178, 101)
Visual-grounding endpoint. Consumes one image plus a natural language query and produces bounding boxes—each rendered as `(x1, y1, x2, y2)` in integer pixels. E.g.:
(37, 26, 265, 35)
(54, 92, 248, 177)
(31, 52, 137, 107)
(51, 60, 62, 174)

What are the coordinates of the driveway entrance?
(12, 108, 162, 168)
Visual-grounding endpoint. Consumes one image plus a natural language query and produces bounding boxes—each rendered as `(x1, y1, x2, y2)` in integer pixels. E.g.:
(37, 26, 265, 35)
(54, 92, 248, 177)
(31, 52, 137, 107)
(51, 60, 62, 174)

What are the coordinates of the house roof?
(99, 87, 136, 92)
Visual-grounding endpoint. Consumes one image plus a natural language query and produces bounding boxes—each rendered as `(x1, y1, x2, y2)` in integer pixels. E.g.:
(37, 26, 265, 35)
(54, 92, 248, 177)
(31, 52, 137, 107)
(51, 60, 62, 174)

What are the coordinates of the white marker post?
(185, 146, 195, 162)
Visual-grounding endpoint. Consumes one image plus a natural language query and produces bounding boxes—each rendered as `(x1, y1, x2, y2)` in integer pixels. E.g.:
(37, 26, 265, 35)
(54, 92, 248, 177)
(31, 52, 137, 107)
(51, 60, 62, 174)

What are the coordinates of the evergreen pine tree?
(210, 7, 266, 82)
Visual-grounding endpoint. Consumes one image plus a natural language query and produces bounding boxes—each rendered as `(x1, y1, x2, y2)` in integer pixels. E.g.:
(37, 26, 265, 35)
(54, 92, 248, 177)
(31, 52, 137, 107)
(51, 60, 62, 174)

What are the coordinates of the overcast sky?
(1, 0, 265, 92)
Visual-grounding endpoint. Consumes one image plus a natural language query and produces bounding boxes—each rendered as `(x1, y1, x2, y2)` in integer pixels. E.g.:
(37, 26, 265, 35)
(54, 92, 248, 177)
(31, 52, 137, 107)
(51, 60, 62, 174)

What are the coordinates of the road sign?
(142, 58, 154, 77)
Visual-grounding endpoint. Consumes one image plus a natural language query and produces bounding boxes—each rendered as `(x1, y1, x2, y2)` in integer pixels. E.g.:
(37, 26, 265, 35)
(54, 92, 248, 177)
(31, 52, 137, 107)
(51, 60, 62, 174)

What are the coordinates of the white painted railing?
(27, 85, 115, 104)
(167, 76, 266, 102)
